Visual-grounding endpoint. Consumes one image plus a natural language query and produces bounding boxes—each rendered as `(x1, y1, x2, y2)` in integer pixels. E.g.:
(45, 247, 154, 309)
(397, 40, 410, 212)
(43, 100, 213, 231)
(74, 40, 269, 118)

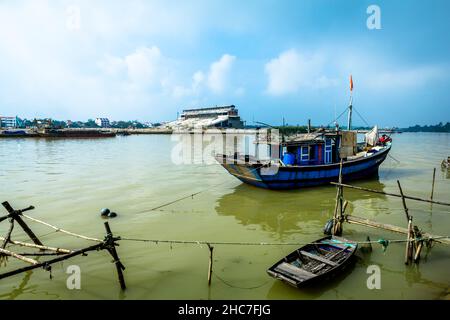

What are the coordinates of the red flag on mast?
(350, 75, 354, 92)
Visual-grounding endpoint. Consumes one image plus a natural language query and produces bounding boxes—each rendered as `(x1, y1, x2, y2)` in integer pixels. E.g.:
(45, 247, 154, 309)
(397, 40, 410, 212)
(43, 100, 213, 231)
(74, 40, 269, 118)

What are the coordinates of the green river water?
(0, 132, 449, 299)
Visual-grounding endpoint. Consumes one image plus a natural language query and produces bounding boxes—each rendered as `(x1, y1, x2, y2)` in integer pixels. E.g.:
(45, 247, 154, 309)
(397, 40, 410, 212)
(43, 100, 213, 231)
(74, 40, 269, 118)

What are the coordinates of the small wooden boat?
(267, 236, 357, 288)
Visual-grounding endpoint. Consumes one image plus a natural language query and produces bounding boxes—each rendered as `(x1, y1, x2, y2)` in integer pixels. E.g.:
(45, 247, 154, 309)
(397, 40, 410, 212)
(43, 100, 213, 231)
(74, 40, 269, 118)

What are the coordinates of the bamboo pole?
(405, 218, 412, 265)
(1, 202, 43, 246)
(414, 242, 423, 263)
(103, 222, 126, 290)
(1, 220, 14, 249)
(0, 205, 34, 224)
(14, 252, 66, 256)
(330, 182, 450, 206)
(344, 215, 450, 245)
(342, 200, 349, 214)
(431, 168, 436, 201)
(397, 180, 410, 222)
(332, 161, 344, 236)
(207, 244, 214, 286)
(0, 236, 72, 254)
(22, 214, 102, 243)
(0, 248, 39, 265)
(0, 242, 104, 280)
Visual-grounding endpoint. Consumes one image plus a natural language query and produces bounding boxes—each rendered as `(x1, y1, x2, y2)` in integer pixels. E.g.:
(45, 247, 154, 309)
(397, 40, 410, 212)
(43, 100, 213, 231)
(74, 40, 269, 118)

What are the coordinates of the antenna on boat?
(347, 75, 353, 130)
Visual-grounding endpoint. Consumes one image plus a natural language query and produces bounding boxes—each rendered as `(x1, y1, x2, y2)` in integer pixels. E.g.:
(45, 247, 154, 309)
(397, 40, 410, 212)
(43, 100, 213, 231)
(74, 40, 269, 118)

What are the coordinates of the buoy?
(108, 212, 117, 218)
(323, 219, 333, 235)
(100, 208, 110, 216)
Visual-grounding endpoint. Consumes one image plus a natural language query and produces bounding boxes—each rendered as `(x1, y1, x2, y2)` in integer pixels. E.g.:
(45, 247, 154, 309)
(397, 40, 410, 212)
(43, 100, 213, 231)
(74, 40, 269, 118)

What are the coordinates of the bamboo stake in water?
(397, 180, 410, 222)
(405, 218, 413, 265)
(431, 168, 436, 201)
(207, 244, 214, 286)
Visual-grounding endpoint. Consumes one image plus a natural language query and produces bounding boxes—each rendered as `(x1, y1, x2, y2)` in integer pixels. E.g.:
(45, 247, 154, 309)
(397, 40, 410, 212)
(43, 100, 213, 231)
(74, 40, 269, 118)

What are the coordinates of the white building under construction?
(166, 105, 244, 129)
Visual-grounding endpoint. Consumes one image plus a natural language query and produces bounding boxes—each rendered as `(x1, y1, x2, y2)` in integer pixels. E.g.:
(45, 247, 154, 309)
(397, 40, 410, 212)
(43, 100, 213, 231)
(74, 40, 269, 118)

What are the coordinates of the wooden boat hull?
(267, 236, 358, 288)
(215, 145, 390, 190)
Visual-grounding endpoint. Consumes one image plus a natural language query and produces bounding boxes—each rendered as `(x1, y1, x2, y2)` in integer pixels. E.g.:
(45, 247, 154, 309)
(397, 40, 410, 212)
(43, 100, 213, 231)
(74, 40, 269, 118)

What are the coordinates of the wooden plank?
(274, 262, 317, 282)
(300, 251, 338, 266)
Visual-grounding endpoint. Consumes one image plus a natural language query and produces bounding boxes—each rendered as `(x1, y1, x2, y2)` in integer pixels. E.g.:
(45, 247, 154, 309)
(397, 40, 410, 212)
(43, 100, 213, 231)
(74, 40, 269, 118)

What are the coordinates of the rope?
(213, 273, 271, 290)
(352, 106, 371, 127)
(136, 166, 261, 214)
(325, 107, 349, 128)
(388, 154, 401, 163)
(119, 236, 450, 246)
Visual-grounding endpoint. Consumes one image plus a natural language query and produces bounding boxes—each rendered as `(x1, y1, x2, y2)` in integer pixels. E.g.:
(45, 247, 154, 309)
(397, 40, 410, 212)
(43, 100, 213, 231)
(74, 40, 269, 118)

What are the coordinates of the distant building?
(0, 116, 18, 128)
(166, 105, 244, 129)
(95, 118, 110, 128)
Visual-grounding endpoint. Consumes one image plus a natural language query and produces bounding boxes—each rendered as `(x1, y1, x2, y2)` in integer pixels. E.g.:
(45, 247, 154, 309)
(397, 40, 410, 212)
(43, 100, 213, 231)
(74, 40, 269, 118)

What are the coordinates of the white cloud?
(365, 66, 446, 90)
(99, 46, 168, 88)
(265, 49, 338, 95)
(98, 55, 126, 76)
(192, 71, 205, 91)
(207, 54, 236, 94)
(171, 54, 239, 98)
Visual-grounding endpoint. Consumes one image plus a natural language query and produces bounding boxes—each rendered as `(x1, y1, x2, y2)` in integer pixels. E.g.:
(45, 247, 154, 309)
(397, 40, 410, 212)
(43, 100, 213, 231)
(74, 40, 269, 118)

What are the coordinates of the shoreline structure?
(0, 127, 401, 138)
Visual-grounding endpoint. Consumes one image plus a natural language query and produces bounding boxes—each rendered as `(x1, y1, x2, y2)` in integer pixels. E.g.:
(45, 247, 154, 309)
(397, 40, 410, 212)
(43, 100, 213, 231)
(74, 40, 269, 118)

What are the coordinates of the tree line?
(16, 118, 158, 129)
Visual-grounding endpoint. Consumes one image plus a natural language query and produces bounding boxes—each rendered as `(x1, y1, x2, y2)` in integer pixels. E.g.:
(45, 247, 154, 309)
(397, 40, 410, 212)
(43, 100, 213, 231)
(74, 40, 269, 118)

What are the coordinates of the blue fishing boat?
(215, 129, 391, 190)
(215, 76, 392, 190)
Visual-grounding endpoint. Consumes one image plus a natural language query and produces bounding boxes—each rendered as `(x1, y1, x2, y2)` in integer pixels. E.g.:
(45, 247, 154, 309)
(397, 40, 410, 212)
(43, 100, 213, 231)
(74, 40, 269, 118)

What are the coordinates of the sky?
(1, 0, 449, 127)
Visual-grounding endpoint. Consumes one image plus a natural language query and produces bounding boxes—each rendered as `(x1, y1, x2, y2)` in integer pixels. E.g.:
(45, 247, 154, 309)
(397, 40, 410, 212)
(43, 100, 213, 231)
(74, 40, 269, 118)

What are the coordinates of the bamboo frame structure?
(331, 176, 450, 265)
(0, 201, 126, 290)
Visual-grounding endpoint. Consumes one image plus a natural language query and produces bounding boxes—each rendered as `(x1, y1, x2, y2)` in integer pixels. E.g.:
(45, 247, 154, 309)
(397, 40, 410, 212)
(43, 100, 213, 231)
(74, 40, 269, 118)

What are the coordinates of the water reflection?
(215, 179, 387, 236)
(0, 271, 33, 300)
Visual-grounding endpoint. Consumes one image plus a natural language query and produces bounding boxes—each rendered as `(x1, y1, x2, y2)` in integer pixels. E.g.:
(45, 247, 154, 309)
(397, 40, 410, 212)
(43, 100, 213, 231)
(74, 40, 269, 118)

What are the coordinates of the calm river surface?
(0, 132, 449, 299)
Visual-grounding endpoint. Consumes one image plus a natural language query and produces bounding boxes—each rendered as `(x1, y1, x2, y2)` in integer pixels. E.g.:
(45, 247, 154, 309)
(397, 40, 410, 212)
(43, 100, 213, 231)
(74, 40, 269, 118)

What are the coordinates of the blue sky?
(1, 0, 449, 127)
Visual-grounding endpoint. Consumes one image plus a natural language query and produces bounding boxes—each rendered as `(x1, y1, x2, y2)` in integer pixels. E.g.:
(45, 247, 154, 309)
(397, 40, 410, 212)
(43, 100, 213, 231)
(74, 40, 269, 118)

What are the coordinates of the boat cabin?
(280, 130, 357, 166)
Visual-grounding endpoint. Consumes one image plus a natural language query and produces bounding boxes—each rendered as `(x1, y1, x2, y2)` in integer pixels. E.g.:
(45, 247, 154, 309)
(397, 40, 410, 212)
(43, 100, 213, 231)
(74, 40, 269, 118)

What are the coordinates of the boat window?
(325, 139, 332, 164)
(301, 146, 309, 161)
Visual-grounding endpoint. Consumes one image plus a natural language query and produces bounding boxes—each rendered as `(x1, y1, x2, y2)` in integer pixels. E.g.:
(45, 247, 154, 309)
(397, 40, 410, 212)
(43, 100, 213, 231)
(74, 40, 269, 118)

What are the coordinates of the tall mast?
(347, 75, 353, 130)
